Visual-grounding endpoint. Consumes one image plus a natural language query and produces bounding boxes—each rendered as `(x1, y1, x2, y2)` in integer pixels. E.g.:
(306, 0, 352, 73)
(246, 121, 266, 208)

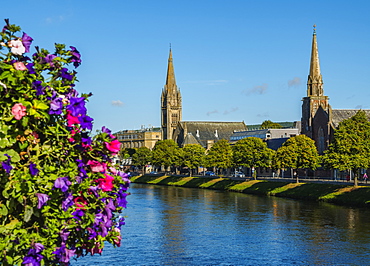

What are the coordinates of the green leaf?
(0, 204, 8, 216)
(24, 205, 33, 222)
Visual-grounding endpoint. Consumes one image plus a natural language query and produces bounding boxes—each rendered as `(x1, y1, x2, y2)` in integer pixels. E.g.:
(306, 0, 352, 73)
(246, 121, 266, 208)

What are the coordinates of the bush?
(0, 19, 129, 265)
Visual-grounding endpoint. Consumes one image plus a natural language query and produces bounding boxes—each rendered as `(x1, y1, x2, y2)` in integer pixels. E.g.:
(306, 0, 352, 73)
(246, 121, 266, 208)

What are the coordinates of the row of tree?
(130, 111, 370, 186)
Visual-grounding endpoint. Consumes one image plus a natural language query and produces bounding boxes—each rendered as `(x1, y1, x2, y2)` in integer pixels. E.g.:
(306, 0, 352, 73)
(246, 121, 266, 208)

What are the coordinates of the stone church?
(161, 49, 247, 148)
(301, 26, 370, 154)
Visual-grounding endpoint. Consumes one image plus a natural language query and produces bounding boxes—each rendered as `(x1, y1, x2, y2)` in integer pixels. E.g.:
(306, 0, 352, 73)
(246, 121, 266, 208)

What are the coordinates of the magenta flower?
(66, 111, 80, 127)
(87, 160, 106, 173)
(105, 139, 121, 154)
(11, 103, 27, 120)
(21, 32, 33, 53)
(35, 193, 49, 209)
(98, 174, 114, 192)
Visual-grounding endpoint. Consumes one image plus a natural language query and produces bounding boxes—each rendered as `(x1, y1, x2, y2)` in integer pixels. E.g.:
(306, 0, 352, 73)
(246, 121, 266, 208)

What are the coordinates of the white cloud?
(288, 77, 301, 87)
(111, 100, 124, 107)
(206, 110, 219, 116)
(243, 83, 268, 95)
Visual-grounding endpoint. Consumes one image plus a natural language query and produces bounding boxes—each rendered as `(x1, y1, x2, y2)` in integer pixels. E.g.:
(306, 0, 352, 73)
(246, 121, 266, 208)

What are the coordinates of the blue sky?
(1, 0, 370, 133)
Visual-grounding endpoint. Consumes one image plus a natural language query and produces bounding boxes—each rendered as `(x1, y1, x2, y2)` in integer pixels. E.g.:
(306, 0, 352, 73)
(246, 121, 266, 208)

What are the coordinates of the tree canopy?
(180, 144, 205, 176)
(322, 110, 370, 186)
(132, 146, 152, 173)
(274, 135, 320, 172)
(232, 137, 275, 176)
(260, 120, 282, 129)
(151, 139, 180, 170)
(205, 139, 233, 173)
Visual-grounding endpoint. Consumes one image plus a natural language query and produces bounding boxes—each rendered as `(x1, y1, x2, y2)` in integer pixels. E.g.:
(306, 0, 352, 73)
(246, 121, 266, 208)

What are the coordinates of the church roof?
(331, 109, 370, 128)
(178, 121, 247, 147)
(182, 133, 199, 146)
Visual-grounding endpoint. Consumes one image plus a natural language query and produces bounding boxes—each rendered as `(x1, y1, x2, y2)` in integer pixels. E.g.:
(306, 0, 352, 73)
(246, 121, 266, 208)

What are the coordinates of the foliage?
(151, 139, 180, 170)
(322, 110, 370, 186)
(180, 144, 205, 176)
(205, 139, 233, 173)
(232, 137, 275, 169)
(131, 146, 152, 173)
(274, 135, 320, 170)
(260, 120, 282, 129)
(0, 20, 129, 265)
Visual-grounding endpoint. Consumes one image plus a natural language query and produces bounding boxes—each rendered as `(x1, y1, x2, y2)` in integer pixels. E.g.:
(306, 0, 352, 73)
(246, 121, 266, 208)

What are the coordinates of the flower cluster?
(0, 19, 129, 266)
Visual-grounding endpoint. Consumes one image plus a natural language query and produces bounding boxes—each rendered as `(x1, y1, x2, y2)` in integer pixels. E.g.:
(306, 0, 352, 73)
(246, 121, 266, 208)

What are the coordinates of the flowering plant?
(0, 19, 129, 265)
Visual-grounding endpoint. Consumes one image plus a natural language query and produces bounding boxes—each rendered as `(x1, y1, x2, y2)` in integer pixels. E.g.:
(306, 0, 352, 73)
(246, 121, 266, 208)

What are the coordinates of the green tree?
(274, 135, 320, 182)
(232, 137, 275, 179)
(152, 139, 180, 173)
(322, 110, 370, 186)
(205, 139, 233, 175)
(261, 120, 282, 129)
(180, 144, 205, 176)
(132, 146, 152, 174)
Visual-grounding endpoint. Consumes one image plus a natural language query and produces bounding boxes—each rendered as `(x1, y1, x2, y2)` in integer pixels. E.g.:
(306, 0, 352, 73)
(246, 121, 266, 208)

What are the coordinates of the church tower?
(161, 49, 182, 140)
(301, 25, 331, 153)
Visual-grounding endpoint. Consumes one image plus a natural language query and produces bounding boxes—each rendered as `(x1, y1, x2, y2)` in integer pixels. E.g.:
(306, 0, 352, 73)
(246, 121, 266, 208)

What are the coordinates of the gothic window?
(318, 127, 325, 154)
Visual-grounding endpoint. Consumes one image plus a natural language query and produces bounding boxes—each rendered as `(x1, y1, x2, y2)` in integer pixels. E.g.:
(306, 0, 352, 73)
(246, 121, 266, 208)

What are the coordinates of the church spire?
(307, 24, 324, 96)
(165, 48, 176, 91)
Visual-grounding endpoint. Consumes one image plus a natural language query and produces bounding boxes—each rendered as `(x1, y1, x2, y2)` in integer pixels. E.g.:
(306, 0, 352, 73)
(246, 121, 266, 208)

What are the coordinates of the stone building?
(301, 26, 370, 154)
(115, 127, 162, 150)
(161, 49, 247, 148)
(161, 49, 182, 141)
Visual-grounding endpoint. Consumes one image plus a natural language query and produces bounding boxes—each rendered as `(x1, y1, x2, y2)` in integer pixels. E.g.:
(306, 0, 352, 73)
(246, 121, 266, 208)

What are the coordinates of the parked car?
(205, 171, 216, 176)
(233, 172, 245, 178)
(149, 171, 158, 175)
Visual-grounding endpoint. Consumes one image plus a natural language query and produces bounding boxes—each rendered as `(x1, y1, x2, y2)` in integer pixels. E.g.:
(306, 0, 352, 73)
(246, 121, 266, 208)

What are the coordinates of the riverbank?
(130, 175, 370, 207)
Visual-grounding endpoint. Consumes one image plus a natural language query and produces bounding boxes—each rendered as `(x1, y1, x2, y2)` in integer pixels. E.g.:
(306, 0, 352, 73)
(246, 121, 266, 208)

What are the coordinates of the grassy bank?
(130, 175, 370, 207)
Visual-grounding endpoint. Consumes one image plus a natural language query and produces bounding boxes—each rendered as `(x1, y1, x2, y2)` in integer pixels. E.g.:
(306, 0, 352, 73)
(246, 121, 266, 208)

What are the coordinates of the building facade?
(301, 26, 370, 154)
(115, 127, 162, 150)
(161, 49, 182, 140)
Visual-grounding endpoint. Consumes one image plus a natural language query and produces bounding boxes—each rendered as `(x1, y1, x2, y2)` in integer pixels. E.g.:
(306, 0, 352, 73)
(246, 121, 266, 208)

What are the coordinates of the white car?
(233, 172, 245, 178)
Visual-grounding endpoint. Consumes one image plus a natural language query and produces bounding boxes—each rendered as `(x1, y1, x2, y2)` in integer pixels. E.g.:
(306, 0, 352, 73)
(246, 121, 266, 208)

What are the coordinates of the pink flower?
(11, 103, 27, 120)
(113, 227, 122, 247)
(9, 39, 25, 55)
(13, 62, 27, 71)
(87, 160, 107, 173)
(74, 196, 88, 209)
(67, 111, 80, 127)
(98, 174, 114, 192)
(105, 139, 121, 154)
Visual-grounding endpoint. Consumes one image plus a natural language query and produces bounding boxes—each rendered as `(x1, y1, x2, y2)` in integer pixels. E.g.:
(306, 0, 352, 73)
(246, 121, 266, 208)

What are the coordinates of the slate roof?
(176, 121, 247, 147)
(331, 109, 370, 128)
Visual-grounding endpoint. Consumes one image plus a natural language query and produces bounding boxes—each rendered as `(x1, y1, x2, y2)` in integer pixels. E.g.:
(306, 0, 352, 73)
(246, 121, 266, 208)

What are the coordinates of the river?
(72, 183, 370, 265)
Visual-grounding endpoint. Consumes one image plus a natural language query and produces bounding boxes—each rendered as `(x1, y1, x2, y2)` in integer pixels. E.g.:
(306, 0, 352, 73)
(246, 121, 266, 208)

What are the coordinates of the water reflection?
(73, 184, 370, 265)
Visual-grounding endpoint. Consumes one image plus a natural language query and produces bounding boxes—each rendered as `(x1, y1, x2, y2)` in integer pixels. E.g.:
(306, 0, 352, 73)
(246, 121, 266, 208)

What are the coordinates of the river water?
(73, 183, 370, 265)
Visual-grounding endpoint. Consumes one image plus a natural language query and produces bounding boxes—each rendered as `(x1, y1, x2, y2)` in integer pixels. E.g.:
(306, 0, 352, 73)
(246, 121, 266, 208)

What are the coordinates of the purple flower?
(21, 32, 33, 53)
(29, 163, 39, 176)
(69, 46, 81, 68)
(26, 63, 36, 74)
(32, 81, 45, 96)
(42, 54, 56, 67)
(49, 97, 63, 115)
(22, 243, 44, 266)
(54, 177, 71, 193)
(101, 126, 111, 134)
(36, 193, 49, 209)
(67, 97, 86, 117)
(79, 115, 93, 130)
(59, 68, 74, 81)
(62, 192, 74, 211)
(60, 229, 70, 243)
(72, 209, 85, 221)
(2, 154, 12, 174)
(53, 245, 75, 263)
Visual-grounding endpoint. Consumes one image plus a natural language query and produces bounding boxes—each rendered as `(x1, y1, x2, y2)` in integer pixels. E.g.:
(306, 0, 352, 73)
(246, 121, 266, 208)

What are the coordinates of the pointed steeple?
(165, 48, 177, 92)
(161, 48, 182, 140)
(307, 24, 324, 96)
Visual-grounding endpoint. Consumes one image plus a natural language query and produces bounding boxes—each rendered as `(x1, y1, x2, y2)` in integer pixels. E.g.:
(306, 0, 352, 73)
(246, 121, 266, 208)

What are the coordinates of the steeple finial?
(313, 24, 316, 35)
